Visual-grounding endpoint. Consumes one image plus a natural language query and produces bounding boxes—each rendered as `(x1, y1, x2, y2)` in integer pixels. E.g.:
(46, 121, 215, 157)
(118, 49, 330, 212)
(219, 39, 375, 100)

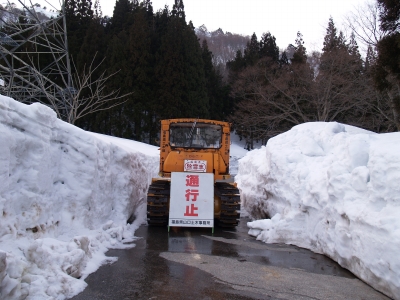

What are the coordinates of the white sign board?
(169, 172, 214, 228)
(184, 160, 207, 172)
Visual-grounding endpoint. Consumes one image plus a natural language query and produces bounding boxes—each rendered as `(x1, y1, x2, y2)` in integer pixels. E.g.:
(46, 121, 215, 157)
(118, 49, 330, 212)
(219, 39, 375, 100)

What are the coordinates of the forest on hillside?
(64, 0, 233, 143)
(227, 0, 400, 148)
(1, 0, 399, 148)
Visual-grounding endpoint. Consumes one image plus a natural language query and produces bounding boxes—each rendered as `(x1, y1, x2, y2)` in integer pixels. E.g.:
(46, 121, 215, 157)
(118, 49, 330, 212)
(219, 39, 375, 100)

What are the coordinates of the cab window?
(169, 122, 222, 149)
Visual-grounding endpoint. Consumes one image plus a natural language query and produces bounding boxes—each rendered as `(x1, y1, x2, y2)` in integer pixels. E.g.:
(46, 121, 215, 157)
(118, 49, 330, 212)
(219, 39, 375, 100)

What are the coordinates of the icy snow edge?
(0, 96, 159, 299)
(236, 122, 400, 299)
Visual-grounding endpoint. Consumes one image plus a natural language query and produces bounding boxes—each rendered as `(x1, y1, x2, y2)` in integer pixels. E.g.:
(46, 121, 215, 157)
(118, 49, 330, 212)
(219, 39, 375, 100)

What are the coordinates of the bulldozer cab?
(159, 119, 231, 180)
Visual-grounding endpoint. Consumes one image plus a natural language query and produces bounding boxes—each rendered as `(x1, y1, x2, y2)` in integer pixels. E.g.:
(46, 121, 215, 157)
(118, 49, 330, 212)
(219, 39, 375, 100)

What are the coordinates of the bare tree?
(61, 55, 131, 125)
(379, 75, 400, 131)
(367, 78, 399, 132)
(17, 54, 130, 125)
(0, 0, 129, 125)
(230, 48, 373, 144)
(230, 57, 315, 146)
(345, 1, 386, 51)
(313, 49, 368, 123)
(345, 1, 400, 131)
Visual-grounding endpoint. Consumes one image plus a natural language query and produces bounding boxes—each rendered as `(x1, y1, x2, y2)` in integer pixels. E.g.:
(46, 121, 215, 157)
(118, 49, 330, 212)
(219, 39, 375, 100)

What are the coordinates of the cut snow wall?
(237, 122, 400, 299)
(0, 96, 157, 234)
(0, 95, 159, 299)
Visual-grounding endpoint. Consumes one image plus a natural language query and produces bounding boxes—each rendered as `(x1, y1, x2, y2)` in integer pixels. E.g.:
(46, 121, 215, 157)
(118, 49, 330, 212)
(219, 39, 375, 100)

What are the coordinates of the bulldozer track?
(214, 182, 241, 227)
(147, 180, 170, 226)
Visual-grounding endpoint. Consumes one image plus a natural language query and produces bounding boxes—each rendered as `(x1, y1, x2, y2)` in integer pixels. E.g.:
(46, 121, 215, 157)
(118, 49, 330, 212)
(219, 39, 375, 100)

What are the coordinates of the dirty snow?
(236, 122, 400, 299)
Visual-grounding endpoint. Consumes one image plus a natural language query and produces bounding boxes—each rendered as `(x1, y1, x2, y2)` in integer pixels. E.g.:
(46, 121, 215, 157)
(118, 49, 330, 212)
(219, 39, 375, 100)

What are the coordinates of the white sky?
(107, 0, 370, 51)
(27, 0, 369, 51)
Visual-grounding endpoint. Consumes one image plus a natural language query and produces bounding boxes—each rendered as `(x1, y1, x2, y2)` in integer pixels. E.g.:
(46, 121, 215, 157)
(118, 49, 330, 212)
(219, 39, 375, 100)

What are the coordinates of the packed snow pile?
(0, 95, 159, 299)
(236, 122, 400, 299)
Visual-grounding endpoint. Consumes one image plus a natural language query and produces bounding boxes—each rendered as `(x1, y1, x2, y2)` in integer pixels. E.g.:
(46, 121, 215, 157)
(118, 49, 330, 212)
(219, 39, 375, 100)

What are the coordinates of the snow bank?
(237, 122, 400, 299)
(0, 96, 159, 299)
(229, 133, 249, 177)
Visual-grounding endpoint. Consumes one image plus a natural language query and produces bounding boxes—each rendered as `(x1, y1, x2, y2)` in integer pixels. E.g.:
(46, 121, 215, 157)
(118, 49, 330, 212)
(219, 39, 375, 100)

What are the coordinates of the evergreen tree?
(71, 0, 234, 138)
(73, 15, 109, 131)
(93, 0, 102, 18)
(93, 0, 149, 140)
(318, 18, 367, 126)
(259, 32, 279, 61)
(127, 4, 156, 142)
(172, 0, 185, 19)
(372, 0, 400, 131)
(155, 6, 186, 118)
(76, 18, 107, 73)
(322, 17, 339, 53)
(279, 51, 289, 65)
(378, 0, 400, 32)
(337, 31, 347, 51)
(99, 30, 131, 137)
(77, 0, 93, 19)
(347, 32, 360, 58)
(65, 0, 95, 65)
(291, 31, 307, 64)
(110, 0, 133, 32)
(346, 32, 363, 73)
(243, 33, 259, 65)
(365, 45, 377, 72)
(226, 49, 246, 82)
(155, 2, 209, 119)
(320, 18, 348, 73)
(182, 21, 209, 118)
(201, 39, 229, 120)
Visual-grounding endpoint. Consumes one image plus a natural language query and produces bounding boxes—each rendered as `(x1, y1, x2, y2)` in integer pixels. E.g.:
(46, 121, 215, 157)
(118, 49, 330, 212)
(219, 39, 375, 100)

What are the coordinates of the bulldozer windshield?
(169, 122, 222, 149)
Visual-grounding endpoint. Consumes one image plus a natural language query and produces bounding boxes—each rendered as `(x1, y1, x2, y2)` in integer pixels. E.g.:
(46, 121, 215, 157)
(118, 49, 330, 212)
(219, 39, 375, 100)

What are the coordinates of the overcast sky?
(32, 0, 370, 52)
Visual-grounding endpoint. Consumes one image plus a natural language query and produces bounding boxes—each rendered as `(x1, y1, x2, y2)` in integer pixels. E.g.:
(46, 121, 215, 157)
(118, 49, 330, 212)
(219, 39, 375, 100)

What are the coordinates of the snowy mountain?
(31, 5, 59, 19)
(0, 95, 399, 299)
(195, 25, 249, 78)
(0, 3, 58, 26)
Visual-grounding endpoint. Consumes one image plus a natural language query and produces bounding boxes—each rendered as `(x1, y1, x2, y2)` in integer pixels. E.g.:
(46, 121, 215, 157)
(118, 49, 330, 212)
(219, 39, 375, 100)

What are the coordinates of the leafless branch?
(64, 54, 132, 124)
(344, 1, 387, 51)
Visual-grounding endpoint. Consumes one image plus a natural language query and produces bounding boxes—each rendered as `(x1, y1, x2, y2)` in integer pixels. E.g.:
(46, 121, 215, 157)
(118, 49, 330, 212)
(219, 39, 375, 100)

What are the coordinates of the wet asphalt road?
(71, 218, 389, 300)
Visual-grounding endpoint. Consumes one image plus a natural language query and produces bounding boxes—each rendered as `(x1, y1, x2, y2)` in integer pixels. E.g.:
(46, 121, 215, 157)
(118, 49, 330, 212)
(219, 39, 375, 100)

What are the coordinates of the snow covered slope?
(0, 95, 159, 299)
(237, 122, 400, 299)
